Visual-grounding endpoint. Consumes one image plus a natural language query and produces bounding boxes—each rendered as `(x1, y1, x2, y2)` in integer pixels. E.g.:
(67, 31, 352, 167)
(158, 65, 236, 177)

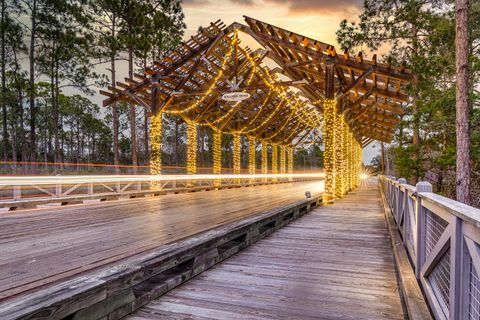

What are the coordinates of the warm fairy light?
(353, 140, 362, 187)
(261, 142, 268, 174)
(323, 98, 336, 203)
(341, 118, 349, 196)
(235, 93, 272, 134)
(213, 130, 222, 175)
(334, 112, 345, 198)
(166, 32, 237, 116)
(280, 145, 286, 174)
(287, 146, 294, 174)
(348, 130, 354, 191)
(233, 134, 241, 174)
(150, 112, 163, 190)
(186, 121, 197, 175)
(287, 145, 294, 181)
(241, 47, 322, 128)
(248, 137, 256, 174)
(271, 144, 278, 175)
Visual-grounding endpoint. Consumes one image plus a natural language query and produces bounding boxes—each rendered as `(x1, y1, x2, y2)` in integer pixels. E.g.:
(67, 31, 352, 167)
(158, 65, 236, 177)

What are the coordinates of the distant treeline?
(0, 0, 324, 173)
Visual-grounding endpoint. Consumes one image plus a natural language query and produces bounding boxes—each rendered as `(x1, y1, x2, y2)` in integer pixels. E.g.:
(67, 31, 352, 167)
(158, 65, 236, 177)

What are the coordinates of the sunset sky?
(180, 0, 378, 162)
(182, 0, 363, 46)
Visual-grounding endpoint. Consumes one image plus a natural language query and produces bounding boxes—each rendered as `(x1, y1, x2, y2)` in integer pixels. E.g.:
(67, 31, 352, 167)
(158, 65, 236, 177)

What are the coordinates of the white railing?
(0, 173, 324, 210)
(380, 176, 480, 320)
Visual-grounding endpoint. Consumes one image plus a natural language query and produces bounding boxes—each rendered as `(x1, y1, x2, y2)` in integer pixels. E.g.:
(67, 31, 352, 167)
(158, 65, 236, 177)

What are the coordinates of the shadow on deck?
(128, 182, 406, 320)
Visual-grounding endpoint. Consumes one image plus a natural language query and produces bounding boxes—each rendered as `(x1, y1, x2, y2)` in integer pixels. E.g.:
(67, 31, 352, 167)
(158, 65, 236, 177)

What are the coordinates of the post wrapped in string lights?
(287, 146, 294, 174)
(334, 113, 345, 198)
(271, 145, 278, 174)
(323, 98, 336, 203)
(248, 137, 256, 174)
(271, 144, 278, 182)
(357, 141, 362, 186)
(233, 134, 241, 175)
(212, 129, 221, 186)
(186, 121, 197, 175)
(348, 130, 354, 191)
(150, 112, 162, 190)
(280, 145, 286, 174)
(287, 146, 294, 181)
(341, 119, 349, 195)
(213, 130, 222, 174)
(262, 142, 268, 174)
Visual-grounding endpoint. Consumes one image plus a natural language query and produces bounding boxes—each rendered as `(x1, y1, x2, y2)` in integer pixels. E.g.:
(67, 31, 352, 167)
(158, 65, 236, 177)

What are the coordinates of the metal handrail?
(380, 175, 480, 320)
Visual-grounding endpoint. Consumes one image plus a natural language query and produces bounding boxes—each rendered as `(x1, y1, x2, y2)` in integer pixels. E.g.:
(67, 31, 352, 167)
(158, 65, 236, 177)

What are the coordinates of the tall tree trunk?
(111, 14, 120, 173)
(411, 26, 420, 183)
(12, 35, 26, 165)
(380, 142, 385, 175)
(51, 44, 60, 167)
(143, 57, 148, 166)
(455, 0, 471, 204)
(128, 44, 138, 173)
(174, 119, 179, 165)
(55, 60, 62, 169)
(29, 0, 37, 162)
(1, 0, 7, 162)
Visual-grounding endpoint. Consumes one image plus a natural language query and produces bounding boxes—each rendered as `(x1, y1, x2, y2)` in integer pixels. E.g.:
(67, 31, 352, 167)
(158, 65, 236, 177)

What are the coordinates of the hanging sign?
(222, 92, 250, 102)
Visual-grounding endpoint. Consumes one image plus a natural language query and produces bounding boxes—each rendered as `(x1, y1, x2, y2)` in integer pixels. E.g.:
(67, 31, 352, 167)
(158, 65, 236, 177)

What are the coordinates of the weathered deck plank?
(0, 181, 323, 300)
(128, 183, 405, 320)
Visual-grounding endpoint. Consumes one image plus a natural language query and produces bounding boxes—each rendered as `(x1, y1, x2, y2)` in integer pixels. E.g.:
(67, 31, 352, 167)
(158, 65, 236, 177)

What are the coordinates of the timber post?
(323, 62, 336, 203)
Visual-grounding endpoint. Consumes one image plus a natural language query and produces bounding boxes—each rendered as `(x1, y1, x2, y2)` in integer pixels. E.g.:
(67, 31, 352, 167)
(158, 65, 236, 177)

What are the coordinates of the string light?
(165, 32, 237, 115)
(212, 129, 222, 186)
(349, 131, 354, 191)
(287, 146, 294, 174)
(241, 48, 322, 128)
(233, 134, 241, 175)
(262, 142, 268, 175)
(323, 98, 336, 203)
(341, 117, 349, 196)
(334, 111, 345, 198)
(186, 120, 197, 175)
(248, 137, 256, 174)
(271, 144, 278, 182)
(271, 144, 278, 174)
(213, 130, 222, 174)
(280, 145, 286, 174)
(150, 112, 162, 190)
(287, 145, 294, 181)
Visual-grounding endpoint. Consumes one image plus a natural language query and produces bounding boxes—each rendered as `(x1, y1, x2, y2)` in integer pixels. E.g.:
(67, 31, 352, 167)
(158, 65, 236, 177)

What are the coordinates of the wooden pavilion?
(100, 16, 413, 202)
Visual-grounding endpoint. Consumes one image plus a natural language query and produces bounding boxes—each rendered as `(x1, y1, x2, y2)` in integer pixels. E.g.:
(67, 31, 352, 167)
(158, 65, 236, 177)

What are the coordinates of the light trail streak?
(0, 173, 325, 186)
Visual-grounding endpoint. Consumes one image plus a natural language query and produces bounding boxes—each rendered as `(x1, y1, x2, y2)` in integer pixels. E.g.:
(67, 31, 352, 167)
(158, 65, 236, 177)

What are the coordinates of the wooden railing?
(380, 176, 480, 320)
(0, 174, 323, 211)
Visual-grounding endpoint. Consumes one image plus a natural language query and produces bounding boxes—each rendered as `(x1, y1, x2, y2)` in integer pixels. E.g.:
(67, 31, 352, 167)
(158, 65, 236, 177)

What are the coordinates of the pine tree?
(455, 0, 471, 204)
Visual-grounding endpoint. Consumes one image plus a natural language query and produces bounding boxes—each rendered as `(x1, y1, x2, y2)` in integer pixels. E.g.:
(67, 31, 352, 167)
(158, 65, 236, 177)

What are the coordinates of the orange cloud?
(183, 0, 362, 15)
(263, 0, 362, 15)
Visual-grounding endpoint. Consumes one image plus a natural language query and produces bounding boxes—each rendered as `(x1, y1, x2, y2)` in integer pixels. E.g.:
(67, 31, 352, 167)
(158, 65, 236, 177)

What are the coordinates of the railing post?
(449, 215, 463, 320)
(397, 178, 406, 237)
(13, 186, 21, 200)
(88, 183, 94, 196)
(389, 176, 396, 209)
(414, 181, 432, 278)
(55, 184, 62, 198)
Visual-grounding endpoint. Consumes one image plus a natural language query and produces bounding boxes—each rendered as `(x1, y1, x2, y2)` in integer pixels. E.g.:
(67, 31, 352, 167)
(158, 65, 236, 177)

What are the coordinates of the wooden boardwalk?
(128, 182, 405, 320)
(0, 181, 323, 300)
